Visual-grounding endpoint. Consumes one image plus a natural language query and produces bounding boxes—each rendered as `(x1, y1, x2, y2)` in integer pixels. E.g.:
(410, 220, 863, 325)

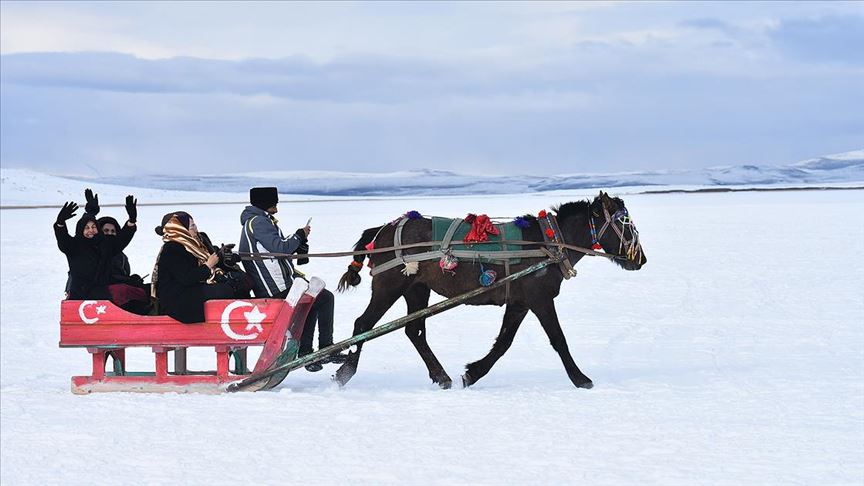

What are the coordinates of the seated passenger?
(151, 212, 240, 323)
(54, 195, 138, 300)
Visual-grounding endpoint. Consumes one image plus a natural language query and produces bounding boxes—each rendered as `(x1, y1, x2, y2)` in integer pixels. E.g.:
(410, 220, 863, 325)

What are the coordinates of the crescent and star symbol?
(220, 301, 266, 340)
(78, 300, 106, 324)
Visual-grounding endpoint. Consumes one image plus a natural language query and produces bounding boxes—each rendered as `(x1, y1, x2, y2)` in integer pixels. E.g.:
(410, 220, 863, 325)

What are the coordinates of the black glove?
(294, 228, 308, 244)
(56, 202, 78, 225)
(296, 242, 309, 265)
(84, 188, 100, 215)
(219, 243, 239, 267)
(125, 195, 137, 223)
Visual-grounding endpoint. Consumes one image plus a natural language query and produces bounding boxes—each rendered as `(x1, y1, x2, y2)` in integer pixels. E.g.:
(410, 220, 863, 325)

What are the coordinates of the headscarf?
(75, 214, 99, 239)
(97, 216, 121, 234)
(151, 214, 222, 298)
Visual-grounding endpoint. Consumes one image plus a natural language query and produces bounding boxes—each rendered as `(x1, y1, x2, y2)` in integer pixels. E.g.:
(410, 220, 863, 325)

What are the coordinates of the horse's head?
(589, 191, 646, 271)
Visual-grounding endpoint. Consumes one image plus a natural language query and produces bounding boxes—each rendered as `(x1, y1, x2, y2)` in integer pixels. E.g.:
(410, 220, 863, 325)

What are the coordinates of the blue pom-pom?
(406, 210, 422, 219)
(479, 268, 497, 287)
(513, 216, 530, 229)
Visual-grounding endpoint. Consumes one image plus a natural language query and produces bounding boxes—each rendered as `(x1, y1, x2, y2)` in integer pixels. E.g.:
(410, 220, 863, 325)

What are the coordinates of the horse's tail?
(337, 226, 381, 292)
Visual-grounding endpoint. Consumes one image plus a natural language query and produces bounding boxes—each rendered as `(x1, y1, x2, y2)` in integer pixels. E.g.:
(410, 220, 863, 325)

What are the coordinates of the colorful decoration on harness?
(464, 213, 499, 243)
(512, 216, 530, 229)
(401, 261, 419, 276)
(588, 217, 602, 250)
(364, 241, 377, 268)
(439, 252, 458, 275)
(390, 210, 423, 225)
(479, 263, 497, 287)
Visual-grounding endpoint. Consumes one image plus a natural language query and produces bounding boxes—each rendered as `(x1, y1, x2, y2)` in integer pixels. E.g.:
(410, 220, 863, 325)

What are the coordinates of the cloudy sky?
(1, 1, 862, 176)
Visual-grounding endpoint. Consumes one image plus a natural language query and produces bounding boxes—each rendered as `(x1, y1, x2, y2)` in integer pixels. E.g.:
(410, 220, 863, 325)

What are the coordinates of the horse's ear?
(599, 191, 612, 208)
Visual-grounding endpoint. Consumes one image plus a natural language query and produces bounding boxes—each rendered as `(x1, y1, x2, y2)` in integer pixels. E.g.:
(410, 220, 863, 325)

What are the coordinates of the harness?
(370, 218, 549, 277)
(589, 205, 643, 263)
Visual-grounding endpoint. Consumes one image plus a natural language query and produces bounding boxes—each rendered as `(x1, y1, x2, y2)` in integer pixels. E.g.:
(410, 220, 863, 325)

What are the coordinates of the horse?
(334, 191, 646, 389)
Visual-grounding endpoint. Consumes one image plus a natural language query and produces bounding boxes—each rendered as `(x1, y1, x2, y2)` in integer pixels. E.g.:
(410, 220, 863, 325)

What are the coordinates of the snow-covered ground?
(1, 188, 862, 484)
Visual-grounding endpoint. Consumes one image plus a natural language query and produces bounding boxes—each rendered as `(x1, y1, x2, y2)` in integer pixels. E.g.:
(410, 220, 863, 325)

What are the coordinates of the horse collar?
(537, 211, 577, 279)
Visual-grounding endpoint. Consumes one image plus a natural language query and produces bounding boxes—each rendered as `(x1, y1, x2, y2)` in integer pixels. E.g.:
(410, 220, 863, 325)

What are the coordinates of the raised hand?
(56, 202, 79, 224)
(125, 195, 137, 223)
(84, 188, 100, 215)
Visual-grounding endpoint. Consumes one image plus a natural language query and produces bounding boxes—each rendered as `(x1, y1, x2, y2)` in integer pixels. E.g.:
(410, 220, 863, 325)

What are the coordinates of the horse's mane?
(553, 196, 624, 219)
(553, 200, 590, 218)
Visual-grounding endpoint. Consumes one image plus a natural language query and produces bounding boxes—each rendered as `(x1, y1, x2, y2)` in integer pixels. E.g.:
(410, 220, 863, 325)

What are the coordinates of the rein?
(238, 239, 623, 262)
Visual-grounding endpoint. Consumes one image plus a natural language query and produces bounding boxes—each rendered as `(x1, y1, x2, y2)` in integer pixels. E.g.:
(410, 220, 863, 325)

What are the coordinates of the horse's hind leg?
(531, 298, 593, 389)
(333, 286, 403, 387)
(462, 303, 529, 388)
(403, 284, 452, 389)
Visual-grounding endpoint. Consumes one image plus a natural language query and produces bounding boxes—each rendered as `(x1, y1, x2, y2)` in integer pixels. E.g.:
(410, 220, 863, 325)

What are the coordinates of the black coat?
(55, 217, 136, 300)
(154, 241, 214, 324)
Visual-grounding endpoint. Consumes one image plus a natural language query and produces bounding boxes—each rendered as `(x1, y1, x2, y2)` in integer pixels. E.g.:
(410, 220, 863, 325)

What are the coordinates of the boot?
(323, 351, 349, 364)
(304, 362, 323, 372)
(299, 349, 323, 372)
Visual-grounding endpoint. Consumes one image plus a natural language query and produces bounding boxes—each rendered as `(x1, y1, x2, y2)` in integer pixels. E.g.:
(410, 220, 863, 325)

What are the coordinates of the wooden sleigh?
(59, 278, 325, 394)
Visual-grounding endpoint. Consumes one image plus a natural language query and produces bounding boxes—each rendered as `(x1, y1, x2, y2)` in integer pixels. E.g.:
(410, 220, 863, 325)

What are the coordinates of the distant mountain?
(65, 150, 862, 197)
(2, 150, 861, 206)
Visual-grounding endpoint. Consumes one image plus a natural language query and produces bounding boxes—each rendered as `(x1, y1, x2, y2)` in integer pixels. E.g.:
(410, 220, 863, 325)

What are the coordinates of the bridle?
(589, 204, 644, 263)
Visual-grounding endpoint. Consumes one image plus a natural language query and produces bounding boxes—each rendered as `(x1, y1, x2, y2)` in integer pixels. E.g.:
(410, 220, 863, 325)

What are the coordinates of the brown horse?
(335, 192, 646, 389)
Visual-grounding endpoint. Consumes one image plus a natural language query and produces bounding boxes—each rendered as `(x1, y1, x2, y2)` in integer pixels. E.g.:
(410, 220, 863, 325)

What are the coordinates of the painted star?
(243, 305, 266, 332)
(96, 305, 107, 314)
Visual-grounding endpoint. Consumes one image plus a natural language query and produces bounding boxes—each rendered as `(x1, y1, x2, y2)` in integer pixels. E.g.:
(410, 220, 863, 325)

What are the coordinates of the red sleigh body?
(59, 296, 314, 394)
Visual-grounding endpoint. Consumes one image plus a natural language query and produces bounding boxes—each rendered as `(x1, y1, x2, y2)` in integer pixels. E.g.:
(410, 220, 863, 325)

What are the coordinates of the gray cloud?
(2, 9, 863, 177)
(769, 16, 864, 65)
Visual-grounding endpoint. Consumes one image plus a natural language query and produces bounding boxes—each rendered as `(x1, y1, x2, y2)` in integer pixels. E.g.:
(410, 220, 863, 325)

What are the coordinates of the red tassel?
(365, 241, 375, 251)
(545, 228, 555, 239)
(538, 210, 547, 218)
(592, 243, 602, 250)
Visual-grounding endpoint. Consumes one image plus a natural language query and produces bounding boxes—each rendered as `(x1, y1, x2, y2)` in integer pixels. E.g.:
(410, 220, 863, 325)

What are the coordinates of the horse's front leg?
(530, 298, 594, 389)
(403, 284, 452, 389)
(462, 303, 529, 388)
(333, 287, 402, 387)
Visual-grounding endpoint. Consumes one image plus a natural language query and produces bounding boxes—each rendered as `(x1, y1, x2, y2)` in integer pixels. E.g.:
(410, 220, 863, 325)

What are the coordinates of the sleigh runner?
(59, 277, 326, 394)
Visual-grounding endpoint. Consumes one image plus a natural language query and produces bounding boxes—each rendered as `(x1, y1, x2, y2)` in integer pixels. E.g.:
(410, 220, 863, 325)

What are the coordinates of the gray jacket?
(239, 205, 306, 297)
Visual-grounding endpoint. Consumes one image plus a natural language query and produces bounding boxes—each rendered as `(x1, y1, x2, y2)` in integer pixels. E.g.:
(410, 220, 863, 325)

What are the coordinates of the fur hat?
(154, 211, 192, 235)
(250, 187, 279, 211)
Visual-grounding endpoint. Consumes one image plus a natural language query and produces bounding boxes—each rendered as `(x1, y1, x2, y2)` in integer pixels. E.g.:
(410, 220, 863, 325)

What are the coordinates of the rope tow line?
(237, 239, 622, 262)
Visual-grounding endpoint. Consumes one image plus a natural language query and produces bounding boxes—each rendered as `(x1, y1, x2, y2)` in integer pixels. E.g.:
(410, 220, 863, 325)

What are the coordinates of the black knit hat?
(250, 187, 279, 211)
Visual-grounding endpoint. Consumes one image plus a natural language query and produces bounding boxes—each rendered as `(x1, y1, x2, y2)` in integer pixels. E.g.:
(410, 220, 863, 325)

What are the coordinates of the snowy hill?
(2, 150, 861, 206)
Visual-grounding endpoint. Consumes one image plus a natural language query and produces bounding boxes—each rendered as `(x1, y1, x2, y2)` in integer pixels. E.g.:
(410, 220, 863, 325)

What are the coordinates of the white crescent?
(220, 301, 260, 340)
(78, 300, 99, 324)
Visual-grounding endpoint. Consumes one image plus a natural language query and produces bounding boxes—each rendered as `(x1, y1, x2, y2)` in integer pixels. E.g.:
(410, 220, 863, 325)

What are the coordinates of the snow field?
(1, 189, 862, 484)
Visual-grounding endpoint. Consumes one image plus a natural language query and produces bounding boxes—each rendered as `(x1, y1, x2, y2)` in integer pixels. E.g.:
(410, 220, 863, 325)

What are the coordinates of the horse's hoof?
(333, 364, 355, 387)
(437, 378, 452, 390)
(461, 373, 475, 388)
(575, 379, 594, 389)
